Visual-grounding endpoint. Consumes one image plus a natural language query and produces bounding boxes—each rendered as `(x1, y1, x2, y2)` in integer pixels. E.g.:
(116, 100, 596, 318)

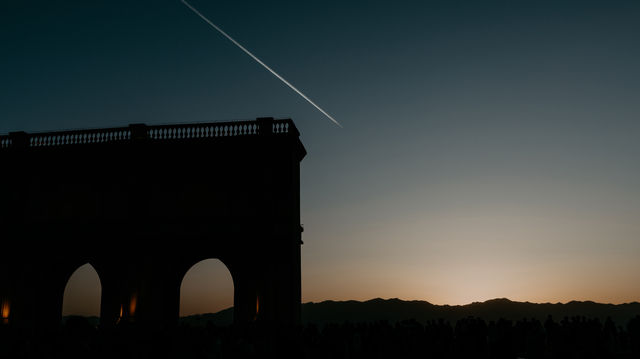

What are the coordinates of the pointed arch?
(179, 258, 234, 317)
(62, 263, 102, 318)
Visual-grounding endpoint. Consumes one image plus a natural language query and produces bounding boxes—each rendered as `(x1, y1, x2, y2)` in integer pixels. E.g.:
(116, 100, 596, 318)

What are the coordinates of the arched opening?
(62, 263, 102, 322)
(180, 258, 234, 324)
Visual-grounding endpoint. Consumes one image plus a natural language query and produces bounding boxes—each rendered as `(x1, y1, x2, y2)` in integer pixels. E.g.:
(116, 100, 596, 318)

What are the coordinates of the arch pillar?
(99, 253, 182, 330)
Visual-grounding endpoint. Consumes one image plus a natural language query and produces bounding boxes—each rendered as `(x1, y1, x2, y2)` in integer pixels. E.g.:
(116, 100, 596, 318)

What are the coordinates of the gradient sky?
(3, 0, 640, 315)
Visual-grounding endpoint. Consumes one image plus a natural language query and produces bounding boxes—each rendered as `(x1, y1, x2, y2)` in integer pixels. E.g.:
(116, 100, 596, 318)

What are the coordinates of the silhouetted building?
(0, 118, 305, 331)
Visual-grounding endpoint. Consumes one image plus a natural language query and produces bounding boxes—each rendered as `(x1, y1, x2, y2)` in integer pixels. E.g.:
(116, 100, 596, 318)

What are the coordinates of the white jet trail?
(180, 0, 342, 128)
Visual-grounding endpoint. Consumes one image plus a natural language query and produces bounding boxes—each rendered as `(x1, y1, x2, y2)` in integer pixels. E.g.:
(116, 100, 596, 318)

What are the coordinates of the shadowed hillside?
(182, 298, 640, 326)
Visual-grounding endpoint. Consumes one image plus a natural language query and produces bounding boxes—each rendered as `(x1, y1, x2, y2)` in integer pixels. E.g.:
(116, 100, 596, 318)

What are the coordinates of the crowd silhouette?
(1, 314, 639, 358)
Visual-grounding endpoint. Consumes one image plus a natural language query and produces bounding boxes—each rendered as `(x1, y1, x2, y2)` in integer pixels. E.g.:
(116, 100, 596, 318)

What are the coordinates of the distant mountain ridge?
(181, 298, 640, 327)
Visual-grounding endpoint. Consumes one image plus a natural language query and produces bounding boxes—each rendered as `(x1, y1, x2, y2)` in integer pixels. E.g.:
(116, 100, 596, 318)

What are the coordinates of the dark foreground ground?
(2, 315, 640, 358)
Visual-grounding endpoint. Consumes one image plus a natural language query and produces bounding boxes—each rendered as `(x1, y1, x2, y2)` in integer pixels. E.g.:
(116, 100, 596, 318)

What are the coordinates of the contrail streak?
(180, 0, 342, 128)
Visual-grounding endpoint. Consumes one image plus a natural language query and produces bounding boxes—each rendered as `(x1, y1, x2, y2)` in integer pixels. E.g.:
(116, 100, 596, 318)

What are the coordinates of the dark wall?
(0, 119, 305, 331)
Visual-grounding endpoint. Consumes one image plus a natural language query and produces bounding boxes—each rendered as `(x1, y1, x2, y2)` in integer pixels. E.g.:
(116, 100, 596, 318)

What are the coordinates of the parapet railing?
(0, 118, 298, 149)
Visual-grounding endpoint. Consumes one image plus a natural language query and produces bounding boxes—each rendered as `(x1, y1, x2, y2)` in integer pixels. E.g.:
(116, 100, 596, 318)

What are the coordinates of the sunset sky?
(2, 0, 640, 316)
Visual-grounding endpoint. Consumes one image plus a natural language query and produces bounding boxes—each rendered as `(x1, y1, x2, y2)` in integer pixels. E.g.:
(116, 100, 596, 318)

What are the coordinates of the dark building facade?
(0, 117, 305, 330)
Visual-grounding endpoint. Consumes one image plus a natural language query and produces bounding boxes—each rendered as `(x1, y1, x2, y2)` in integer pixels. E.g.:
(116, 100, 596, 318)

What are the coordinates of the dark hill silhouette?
(181, 298, 640, 326)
